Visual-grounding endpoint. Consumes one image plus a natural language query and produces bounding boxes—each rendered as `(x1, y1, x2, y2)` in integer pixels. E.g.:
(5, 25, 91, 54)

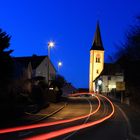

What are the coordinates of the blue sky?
(0, 0, 140, 88)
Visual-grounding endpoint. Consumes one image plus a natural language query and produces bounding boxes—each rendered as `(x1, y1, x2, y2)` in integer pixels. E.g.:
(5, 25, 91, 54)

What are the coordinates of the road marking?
(49, 116, 63, 120)
(99, 97, 107, 118)
(18, 131, 33, 137)
(25, 94, 114, 140)
(0, 94, 100, 135)
(62, 98, 93, 140)
(115, 104, 140, 140)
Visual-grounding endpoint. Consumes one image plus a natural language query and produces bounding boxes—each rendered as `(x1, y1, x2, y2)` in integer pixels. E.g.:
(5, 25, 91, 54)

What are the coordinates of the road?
(0, 94, 130, 140)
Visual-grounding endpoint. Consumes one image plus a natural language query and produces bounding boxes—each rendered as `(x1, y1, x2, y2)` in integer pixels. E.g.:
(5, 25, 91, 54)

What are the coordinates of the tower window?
(96, 58, 100, 63)
(96, 54, 101, 63)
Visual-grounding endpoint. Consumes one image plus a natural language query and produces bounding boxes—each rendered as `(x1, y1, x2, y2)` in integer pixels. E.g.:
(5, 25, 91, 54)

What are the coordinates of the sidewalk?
(0, 101, 67, 129)
(23, 101, 67, 123)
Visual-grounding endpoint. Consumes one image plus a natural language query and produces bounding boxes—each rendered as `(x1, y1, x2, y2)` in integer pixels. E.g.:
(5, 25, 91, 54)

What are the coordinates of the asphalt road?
(0, 95, 130, 140)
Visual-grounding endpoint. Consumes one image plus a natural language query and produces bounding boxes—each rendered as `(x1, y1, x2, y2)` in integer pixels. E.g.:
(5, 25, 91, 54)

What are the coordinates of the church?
(89, 22, 124, 93)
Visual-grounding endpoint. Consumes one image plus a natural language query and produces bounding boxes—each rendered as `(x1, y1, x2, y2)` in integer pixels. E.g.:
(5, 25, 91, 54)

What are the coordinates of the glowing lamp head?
(98, 80, 102, 85)
(48, 41, 55, 48)
(58, 61, 62, 67)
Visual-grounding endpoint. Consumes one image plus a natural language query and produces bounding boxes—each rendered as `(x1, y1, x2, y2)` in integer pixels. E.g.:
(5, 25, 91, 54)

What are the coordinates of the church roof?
(90, 22, 104, 51)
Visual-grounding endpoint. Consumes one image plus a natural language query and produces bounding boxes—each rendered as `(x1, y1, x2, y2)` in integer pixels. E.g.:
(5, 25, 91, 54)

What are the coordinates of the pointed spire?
(90, 21, 104, 51)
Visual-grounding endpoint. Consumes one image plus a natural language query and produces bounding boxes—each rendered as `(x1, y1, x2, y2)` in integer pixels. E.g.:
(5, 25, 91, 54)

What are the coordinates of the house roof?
(14, 55, 46, 69)
(90, 22, 104, 51)
(93, 63, 123, 82)
(102, 63, 123, 75)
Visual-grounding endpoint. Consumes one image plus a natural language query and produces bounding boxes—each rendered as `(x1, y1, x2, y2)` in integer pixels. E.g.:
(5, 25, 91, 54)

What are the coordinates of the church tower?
(89, 22, 104, 92)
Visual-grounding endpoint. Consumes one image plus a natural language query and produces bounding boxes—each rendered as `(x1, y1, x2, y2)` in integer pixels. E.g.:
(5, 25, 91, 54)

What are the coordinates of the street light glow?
(58, 61, 62, 73)
(48, 41, 55, 48)
(98, 80, 102, 85)
(58, 61, 62, 67)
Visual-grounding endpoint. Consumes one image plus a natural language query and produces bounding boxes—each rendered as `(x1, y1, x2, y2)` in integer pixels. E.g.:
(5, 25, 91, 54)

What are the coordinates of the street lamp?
(58, 61, 62, 73)
(48, 41, 55, 48)
(98, 80, 102, 85)
(97, 79, 102, 93)
(47, 41, 55, 84)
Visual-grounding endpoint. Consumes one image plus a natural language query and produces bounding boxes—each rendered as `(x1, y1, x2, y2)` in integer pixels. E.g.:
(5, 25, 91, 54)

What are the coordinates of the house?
(98, 63, 124, 93)
(13, 55, 56, 82)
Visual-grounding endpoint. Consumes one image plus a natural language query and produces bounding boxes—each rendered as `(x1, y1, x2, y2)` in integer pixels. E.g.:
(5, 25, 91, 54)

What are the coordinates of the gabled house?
(13, 55, 56, 82)
(99, 63, 124, 93)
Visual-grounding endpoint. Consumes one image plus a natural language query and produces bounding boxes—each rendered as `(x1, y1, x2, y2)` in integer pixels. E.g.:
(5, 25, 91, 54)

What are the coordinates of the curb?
(25, 102, 67, 123)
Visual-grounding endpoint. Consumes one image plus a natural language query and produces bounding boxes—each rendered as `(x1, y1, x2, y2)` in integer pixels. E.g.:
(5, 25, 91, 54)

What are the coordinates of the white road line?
(115, 104, 140, 140)
(49, 116, 63, 120)
(62, 97, 93, 140)
(18, 131, 33, 137)
(100, 97, 107, 118)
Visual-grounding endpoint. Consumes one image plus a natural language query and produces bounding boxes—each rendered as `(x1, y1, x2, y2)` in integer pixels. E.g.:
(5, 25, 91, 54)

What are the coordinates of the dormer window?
(96, 54, 101, 63)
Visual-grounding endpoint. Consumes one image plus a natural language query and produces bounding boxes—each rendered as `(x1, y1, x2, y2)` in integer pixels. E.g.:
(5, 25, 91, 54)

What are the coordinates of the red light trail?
(0, 93, 100, 134)
(25, 94, 115, 140)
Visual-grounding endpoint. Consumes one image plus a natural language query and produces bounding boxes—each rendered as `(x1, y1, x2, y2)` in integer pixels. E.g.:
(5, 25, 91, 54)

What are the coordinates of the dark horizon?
(0, 0, 140, 88)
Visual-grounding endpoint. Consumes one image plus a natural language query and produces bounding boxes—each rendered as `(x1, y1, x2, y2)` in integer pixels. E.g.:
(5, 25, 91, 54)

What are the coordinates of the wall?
(35, 57, 56, 81)
(101, 75, 124, 93)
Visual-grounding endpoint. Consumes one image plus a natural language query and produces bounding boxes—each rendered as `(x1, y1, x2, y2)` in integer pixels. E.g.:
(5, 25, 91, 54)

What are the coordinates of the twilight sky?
(0, 0, 140, 88)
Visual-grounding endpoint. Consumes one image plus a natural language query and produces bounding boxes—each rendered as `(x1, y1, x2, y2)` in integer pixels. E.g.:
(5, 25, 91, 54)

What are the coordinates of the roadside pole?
(121, 91, 123, 103)
(116, 82, 125, 103)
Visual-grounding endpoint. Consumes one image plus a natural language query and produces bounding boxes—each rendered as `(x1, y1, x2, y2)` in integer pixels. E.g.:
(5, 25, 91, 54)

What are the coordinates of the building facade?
(13, 55, 56, 82)
(99, 63, 124, 93)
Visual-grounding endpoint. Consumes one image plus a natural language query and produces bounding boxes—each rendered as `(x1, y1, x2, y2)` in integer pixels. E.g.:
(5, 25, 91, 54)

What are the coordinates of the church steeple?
(90, 22, 104, 51)
(89, 21, 105, 92)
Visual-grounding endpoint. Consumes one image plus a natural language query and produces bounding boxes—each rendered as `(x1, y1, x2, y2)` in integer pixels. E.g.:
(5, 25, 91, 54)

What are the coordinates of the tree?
(54, 74, 66, 88)
(120, 17, 140, 60)
(0, 28, 14, 94)
(0, 29, 11, 52)
(117, 17, 140, 105)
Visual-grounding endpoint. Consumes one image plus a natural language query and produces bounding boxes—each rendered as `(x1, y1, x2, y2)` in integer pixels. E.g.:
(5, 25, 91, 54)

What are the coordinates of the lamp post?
(97, 79, 102, 93)
(58, 61, 62, 73)
(47, 41, 55, 84)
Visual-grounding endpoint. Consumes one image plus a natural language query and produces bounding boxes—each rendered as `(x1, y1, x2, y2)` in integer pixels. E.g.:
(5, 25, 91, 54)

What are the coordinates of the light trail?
(62, 98, 93, 140)
(0, 94, 100, 134)
(25, 94, 115, 140)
